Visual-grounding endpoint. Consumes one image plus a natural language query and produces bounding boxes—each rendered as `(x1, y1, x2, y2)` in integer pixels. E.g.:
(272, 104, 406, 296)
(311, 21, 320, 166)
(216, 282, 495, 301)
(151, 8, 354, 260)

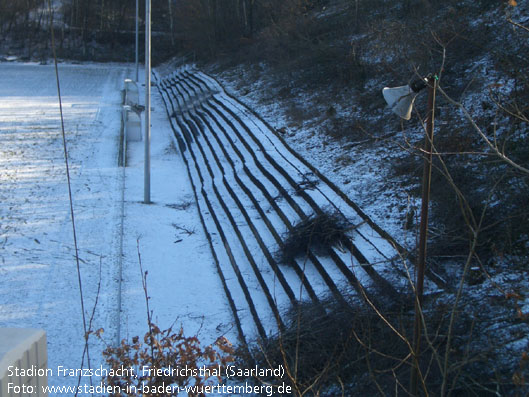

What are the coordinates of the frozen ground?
(120, 69, 235, 345)
(0, 62, 127, 389)
(0, 61, 232, 392)
(204, 60, 529, 391)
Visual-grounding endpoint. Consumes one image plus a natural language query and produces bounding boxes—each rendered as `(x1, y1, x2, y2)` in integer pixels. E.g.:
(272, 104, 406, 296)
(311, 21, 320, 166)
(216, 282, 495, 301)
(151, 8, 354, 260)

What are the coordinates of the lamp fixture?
(382, 78, 428, 120)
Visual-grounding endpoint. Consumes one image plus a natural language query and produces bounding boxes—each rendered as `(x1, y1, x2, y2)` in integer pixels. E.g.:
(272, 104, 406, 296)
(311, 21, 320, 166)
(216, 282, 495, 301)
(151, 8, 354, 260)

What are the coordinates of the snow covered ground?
(0, 62, 127, 389)
(154, 64, 411, 347)
(208, 64, 419, 254)
(120, 69, 235, 345)
(0, 61, 232, 392)
(2, 56, 528, 395)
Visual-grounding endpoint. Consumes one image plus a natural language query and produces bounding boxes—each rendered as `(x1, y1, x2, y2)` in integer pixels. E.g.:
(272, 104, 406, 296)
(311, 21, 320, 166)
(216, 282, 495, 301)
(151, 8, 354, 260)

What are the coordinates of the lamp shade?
(382, 85, 418, 120)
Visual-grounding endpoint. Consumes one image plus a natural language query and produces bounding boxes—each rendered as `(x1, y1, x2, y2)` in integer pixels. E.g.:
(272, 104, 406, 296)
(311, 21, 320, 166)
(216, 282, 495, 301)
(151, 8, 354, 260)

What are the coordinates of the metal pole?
(410, 75, 437, 395)
(122, 105, 130, 168)
(144, 0, 151, 204)
(135, 0, 138, 81)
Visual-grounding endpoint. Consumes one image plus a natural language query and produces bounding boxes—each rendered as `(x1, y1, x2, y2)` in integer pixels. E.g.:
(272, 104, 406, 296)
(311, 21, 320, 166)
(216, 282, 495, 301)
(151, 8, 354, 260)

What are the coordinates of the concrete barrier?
(123, 105, 142, 142)
(124, 79, 139, 107)
(0, 329, 48, 396)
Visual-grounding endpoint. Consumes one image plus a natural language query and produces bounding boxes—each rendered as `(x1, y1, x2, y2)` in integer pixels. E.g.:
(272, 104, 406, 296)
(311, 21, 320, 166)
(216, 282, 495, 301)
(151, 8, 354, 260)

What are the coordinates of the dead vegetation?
(245, 290, 529, 396)
(278, 210, 352, 264)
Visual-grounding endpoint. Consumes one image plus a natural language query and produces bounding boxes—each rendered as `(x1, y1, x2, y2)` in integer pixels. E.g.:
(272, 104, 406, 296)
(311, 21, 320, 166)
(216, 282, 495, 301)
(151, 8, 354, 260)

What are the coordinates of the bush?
(99, 323, 234, 396)
(279, 210, 352, 263)
(251, 292, 526, 395)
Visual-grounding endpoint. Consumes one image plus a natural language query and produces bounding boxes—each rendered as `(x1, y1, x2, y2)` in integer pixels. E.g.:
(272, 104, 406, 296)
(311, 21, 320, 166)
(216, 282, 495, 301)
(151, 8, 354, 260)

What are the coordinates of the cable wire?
(46, 1, 92, 393)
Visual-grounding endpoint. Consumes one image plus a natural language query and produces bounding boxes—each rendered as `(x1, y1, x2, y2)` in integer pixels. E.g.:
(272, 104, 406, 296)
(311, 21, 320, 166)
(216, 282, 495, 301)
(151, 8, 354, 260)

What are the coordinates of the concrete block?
(124, 79, 139, 107)
(126, 110, 142, 142)
(0, 328, 48, 397)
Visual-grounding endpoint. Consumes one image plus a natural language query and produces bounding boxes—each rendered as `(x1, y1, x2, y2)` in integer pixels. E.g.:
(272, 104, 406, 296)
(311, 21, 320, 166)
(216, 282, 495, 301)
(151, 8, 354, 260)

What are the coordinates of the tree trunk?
(168, 0, 174, 46)
(100, 0, 104, 31)
(242, 0, 247, 35)
(248, 0, 254, 38)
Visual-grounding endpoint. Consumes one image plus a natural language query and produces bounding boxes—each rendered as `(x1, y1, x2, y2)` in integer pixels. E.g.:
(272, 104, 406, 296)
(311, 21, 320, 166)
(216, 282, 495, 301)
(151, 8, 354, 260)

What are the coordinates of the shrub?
(99, 324, 234, 396)
(251, 292, 525, 395)
(279, 210, 352, 263)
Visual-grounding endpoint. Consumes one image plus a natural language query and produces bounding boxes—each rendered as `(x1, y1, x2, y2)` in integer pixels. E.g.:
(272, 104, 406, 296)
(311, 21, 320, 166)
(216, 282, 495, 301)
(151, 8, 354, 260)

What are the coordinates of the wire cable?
(46, 1, 92, 394)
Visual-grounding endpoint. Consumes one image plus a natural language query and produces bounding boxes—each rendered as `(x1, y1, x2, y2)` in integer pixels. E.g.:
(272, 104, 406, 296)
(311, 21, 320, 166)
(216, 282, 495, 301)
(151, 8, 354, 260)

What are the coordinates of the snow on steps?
(154, 66, 443, 349)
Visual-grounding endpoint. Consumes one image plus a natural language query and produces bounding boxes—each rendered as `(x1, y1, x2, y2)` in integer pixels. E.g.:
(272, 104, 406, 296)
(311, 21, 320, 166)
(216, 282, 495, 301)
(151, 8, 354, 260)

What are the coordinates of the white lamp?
(382, 78, 427, 120)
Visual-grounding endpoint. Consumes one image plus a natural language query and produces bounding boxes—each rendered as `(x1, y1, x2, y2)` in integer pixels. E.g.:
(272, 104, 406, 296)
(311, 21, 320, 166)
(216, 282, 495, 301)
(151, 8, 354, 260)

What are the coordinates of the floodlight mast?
(144, 0, 151, 204)
(383, 74, 437, 396)
(135, 0, 139, 82)
(411, 75, 437, 397)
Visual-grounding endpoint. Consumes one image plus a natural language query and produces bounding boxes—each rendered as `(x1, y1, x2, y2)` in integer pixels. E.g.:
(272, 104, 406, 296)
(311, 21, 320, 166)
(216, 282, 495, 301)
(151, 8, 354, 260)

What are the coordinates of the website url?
(31, 381, 292, 395)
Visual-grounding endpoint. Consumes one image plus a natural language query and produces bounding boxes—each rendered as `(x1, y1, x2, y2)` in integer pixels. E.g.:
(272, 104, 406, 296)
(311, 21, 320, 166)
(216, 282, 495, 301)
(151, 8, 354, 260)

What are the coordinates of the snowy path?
(118, 69, 235, 347)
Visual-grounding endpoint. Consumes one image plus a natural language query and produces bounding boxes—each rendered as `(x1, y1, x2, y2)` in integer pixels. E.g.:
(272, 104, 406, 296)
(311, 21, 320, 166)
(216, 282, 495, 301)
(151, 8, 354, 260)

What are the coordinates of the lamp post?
(382, 75, 437, 395)
(135, 0, 139, 82)
(144, 0, 151, 204)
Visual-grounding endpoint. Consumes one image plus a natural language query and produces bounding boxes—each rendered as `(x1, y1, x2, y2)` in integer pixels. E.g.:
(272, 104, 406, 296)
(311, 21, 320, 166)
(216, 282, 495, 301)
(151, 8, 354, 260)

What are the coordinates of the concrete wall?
(0, 329, 48, 397)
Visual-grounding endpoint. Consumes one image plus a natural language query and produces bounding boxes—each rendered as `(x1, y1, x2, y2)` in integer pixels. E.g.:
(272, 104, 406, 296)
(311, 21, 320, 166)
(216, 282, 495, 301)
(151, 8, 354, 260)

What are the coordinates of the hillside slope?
(195, 0, 529, 394)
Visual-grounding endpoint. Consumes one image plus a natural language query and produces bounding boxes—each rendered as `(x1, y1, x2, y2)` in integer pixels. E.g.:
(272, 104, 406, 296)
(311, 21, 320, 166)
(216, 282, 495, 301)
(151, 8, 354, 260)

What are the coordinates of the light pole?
(144, 0, 151, 204)
(135, 0, 139, 82)
(383, 74, 437, 395)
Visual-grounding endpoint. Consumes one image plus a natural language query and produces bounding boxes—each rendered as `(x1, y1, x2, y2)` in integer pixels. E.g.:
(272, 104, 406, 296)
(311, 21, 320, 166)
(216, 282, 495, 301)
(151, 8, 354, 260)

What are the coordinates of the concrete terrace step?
(154, 66, 432, 349)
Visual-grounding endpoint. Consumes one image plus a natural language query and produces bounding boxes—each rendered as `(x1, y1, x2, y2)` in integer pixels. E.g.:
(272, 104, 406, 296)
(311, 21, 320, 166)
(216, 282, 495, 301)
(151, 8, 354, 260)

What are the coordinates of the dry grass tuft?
(279, 210, 352, 264)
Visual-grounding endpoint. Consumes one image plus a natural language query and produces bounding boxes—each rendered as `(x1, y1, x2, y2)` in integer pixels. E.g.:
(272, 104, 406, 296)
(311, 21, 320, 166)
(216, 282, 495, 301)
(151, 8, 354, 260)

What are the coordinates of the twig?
(437, 85, 529, 175)
(137, 238, 155, 362)
(507, 18, 529, 33)
(78, 257, 103, 391)
(171, 222, 196, 235)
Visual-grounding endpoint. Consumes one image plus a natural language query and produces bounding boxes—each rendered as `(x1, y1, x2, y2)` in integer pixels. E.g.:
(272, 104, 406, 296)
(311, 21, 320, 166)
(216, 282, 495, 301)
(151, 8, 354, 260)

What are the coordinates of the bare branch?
(437, 85, 529, 175)
(507, 18, 529, 33)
